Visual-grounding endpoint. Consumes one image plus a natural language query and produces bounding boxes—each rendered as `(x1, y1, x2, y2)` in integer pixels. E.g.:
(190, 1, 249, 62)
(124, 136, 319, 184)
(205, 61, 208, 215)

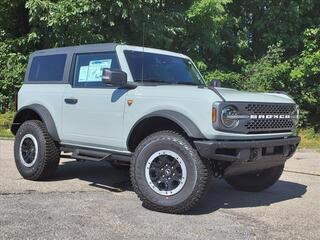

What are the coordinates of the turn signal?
(212, 107, 217, 123)
(127, 99, 134, 106)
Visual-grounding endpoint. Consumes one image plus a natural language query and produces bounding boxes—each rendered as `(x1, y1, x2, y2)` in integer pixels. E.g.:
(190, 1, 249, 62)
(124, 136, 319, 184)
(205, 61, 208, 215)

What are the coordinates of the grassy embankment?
(0, 112, 14, 138)
(0, 112, 319, 149)
(298, 128, 320, 149)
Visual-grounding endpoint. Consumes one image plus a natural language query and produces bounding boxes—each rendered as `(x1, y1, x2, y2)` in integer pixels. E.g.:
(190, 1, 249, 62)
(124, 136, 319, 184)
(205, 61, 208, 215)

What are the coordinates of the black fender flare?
(128, 110, 205, 140)
(11, 104, 60, 141)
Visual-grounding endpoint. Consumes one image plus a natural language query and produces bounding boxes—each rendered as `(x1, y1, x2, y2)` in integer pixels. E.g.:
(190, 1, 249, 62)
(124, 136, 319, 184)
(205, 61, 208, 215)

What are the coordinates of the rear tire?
(14, 120, 60, 180)
(130, 130, 211, 214)
(224, 165, 284, 192)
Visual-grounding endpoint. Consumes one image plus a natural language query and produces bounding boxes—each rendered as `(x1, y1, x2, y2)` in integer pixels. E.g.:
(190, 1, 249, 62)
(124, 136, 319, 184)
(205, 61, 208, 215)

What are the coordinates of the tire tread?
(130, 130, 211, 214)
(14, 120, 60, 180)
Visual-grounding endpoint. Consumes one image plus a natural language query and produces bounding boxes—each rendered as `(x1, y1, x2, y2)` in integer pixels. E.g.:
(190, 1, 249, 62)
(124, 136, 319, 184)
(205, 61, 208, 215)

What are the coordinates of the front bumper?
(194, 136, 300, 176)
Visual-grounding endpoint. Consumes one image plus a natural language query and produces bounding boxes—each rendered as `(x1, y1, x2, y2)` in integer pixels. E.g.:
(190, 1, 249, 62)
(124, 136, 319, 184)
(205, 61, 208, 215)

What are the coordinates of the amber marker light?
(212, 107, 217, 123)
(127, 99, 134, 106)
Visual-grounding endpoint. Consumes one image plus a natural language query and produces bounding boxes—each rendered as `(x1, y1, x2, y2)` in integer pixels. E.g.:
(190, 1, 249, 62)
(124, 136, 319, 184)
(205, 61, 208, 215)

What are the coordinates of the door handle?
(64, 98, 78, 104)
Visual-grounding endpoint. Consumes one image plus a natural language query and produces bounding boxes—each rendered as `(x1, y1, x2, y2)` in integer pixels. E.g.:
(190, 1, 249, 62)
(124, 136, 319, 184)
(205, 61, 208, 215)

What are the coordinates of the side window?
(28, 54, 67, 82)
(73, 52, 120, 87)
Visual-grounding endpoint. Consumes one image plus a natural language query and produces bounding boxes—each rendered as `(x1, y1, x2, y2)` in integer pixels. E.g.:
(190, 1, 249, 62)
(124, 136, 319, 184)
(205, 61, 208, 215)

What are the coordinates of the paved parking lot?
(0, 139, 319, 240)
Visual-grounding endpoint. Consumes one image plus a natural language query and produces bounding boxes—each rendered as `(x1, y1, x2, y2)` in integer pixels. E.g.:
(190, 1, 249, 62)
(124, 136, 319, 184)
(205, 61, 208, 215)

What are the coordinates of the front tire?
(14, 120, 60, 180)
(130, 131, 211, 214)
(224, 165, 284, 192)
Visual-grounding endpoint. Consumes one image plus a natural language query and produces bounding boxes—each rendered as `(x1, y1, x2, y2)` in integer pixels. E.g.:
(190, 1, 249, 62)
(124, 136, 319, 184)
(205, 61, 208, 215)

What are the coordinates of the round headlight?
(221, 106, 239, 128)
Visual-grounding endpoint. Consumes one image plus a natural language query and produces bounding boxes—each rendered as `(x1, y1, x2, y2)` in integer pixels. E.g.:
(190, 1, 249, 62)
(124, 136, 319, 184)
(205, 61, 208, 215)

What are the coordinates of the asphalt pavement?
(0, 139, 319, 240)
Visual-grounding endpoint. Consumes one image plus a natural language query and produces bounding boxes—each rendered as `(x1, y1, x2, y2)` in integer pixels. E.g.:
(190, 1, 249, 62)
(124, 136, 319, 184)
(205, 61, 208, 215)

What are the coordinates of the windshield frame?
(122, 49, 206, 86)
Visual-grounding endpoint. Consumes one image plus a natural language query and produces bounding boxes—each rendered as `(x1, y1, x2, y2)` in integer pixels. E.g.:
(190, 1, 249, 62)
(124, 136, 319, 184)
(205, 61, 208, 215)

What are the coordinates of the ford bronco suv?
(11, 43, 300, 213)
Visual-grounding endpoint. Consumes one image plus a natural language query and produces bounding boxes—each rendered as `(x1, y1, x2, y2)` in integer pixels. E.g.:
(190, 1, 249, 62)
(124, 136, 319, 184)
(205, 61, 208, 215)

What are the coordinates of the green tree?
(290, 28, 320, 128)
(225, 0, 320, 61)
(0, 0, 319, 129)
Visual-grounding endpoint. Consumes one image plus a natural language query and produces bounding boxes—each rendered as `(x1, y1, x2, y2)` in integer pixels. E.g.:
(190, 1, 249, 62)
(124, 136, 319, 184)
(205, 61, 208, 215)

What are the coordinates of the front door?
(61, 52, 127, 151)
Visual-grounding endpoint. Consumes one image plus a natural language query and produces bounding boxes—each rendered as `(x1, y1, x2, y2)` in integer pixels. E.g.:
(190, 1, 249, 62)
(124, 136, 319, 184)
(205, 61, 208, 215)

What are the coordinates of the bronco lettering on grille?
(250, 115, 291, 119)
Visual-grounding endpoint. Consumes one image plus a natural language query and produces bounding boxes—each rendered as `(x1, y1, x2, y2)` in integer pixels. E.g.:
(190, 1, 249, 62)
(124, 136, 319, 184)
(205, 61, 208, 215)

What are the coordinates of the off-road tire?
(224, 165, 284, 192)
(14, 120, 60, 180)
(130, 130, 211, 214)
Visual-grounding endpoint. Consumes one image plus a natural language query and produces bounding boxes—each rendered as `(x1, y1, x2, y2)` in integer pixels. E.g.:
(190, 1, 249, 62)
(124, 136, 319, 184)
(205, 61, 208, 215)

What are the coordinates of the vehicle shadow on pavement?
(48, 160, 132, 192)
(188, 178, 307, 215)
(49, 160, 307, 215)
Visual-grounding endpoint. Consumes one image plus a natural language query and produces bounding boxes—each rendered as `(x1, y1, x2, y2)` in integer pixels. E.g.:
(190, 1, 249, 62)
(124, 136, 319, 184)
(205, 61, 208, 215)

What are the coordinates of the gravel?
(0, 140, 319, 240)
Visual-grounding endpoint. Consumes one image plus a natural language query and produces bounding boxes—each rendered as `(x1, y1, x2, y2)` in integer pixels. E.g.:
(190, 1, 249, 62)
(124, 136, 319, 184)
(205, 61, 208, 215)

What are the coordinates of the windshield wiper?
(136, 79, 173, 84)
(136, 79, 203, 86)
(175, 82, 198, 86)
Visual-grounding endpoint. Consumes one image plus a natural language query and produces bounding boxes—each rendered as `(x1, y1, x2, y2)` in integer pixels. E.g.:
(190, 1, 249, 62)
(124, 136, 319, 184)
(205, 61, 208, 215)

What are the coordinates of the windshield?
(124, 50, 205, 85)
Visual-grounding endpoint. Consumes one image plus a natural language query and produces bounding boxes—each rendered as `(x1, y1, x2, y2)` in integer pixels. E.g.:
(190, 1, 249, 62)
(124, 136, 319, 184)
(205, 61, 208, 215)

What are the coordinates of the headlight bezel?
(220, 105, 240, 129)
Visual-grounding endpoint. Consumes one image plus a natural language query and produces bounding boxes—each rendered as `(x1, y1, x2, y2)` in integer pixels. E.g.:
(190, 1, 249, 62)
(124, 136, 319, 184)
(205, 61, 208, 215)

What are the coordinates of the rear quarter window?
(28, 54, 67, 82)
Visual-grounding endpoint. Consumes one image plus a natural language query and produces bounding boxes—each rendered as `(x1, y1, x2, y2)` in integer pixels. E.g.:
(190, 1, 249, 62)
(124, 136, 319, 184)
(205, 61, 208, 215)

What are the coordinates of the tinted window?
(124, 51, 204, 85)
(73, 52, 120, 87)
(28, 54, 67, 82)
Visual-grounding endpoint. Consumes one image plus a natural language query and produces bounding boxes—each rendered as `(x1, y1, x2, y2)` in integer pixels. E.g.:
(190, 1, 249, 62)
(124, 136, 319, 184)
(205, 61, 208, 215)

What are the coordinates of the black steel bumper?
(194, 136, 300, 177)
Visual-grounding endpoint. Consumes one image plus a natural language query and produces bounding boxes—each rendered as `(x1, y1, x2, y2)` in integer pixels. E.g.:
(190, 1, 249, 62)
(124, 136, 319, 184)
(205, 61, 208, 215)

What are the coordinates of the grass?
(0, 112, 14, 138)
(0, 112, 319, 149)
(298, 128, 320, 149)
(0, 128, 13, 138)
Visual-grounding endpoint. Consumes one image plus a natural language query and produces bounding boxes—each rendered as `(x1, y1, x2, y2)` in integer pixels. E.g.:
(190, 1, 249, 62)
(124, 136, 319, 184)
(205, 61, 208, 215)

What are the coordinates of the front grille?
(215, 102, 298, 134)
(245, 119, 294, 131)
(244, 103, 296, 133)
(245, 104, 296, 115)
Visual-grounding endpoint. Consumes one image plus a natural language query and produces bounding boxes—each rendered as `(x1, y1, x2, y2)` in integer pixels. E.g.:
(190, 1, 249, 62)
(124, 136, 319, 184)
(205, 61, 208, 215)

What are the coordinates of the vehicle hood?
(130, 85, 295, 104)
(214, 87, 295, 104)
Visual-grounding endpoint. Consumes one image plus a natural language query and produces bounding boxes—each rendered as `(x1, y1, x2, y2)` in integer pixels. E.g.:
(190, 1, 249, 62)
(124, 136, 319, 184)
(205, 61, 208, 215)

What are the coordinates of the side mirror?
(102, 69, 127, 86)
(211, 79, 221, 88)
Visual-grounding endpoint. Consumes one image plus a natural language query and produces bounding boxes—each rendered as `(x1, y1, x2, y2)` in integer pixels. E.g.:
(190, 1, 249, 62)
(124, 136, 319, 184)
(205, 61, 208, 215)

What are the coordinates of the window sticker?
(78, 59, 112, 82)
(78, 66, 89, 82)
(87, 59, 112, 82)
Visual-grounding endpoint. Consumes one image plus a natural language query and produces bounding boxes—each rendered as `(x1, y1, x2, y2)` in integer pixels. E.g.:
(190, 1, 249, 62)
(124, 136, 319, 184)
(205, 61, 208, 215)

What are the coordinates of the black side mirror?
(102, 69, 128, 86)
(211, 79, 221, 88)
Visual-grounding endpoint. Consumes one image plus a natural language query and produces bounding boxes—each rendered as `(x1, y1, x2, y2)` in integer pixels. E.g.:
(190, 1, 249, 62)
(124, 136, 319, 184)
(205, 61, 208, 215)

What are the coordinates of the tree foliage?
(0, 0, 319, 129)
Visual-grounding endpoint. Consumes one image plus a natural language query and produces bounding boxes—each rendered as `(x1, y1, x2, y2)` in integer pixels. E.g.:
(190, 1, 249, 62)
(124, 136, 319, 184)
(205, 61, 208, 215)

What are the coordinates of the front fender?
(131, 110, 205, 139)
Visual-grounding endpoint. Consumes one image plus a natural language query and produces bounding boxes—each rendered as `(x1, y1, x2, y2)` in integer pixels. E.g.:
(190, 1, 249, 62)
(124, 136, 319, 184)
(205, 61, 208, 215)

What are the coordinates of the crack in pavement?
(0, 190, 114, 196)
(284, 169, 320, 177)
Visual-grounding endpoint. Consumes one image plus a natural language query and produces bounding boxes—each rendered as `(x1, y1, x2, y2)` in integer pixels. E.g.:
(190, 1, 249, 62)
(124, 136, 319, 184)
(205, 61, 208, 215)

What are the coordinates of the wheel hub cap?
(19, 134, 38, 167)
(164, 168, 171, 176)
(145, 150, 187, 196)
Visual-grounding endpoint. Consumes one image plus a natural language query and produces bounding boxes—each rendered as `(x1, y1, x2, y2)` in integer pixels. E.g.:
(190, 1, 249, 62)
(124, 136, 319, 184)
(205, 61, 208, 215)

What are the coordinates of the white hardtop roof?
(31, 43, 190, 59)
(117, 45, 190, 59)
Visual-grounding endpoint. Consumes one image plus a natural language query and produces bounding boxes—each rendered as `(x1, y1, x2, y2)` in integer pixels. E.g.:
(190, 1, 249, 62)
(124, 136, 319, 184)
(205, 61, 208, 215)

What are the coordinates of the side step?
(61, 146, 132, 162)
(72, 154, 110, 162)
(72, 149, 111, 162)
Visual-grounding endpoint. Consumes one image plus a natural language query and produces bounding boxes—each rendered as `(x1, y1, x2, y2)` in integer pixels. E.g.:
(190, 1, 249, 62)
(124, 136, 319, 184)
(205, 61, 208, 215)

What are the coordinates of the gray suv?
(11, 43, 300, 213)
